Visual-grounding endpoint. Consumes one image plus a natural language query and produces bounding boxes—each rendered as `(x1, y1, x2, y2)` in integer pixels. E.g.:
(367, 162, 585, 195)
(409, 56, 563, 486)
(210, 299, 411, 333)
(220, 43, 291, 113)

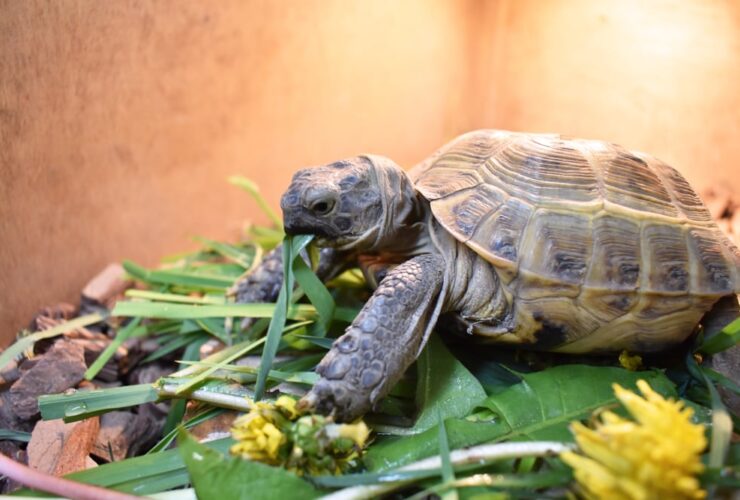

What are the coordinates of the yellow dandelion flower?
(230, 395, 371, 475)
(561, 380, 707, 500)
(618, 351, 643, 371)
(336, 420, 371, 448)
(230, 400, 289, 464)
(275, 394, 300, 419)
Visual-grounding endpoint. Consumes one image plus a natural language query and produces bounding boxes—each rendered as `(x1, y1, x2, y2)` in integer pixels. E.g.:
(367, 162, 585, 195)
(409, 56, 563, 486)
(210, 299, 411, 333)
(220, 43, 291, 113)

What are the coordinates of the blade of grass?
(438, 413, 455, 485)
(148, 407, 227, 454)
(174, 361, 320, 386)
(687, 354, 732, 471)
(172, 337, 266, 395)
(320, 441, 572, 500)
(195, 236, 255, 269)
(228, 176, 283, 229)
(141, 332, 210, 364)
(61, 438, 232, 494)
(0, 313, 105, 371)
(113, 301, 358, 321)
(254, 235, 312, 400)
(85, 318, 144, 380)
(162, 340, 205, 435)
(159, 380, 254, 410)
(0, 429, 31, 442)
(123, 260, 234, 290)
(39, 384, 159, 422)
(125, 290, 226, 304)
(292, 249, 335, 336)
(698, 317, 740, 355)
(437, 412, 457, 500)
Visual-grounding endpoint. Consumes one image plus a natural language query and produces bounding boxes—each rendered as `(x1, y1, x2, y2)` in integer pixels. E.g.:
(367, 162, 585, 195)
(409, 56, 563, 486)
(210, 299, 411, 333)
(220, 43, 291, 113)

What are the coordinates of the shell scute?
(642, 223, 690, 293)
(520, 210, 592, 286)
(586, 214, 642, 290)
(431, 184, 507, 240)
(484, 135, 599, 204)
(413, 129, 740, 301)
(596, 148, 679, 217)
(687, 228, 733, 294)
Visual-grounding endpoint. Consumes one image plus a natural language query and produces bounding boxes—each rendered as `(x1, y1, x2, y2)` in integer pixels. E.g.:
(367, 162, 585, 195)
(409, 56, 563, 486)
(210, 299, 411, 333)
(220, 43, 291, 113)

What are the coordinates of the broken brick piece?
(27, 417, 100, 476)
(81, 263, 133, 308)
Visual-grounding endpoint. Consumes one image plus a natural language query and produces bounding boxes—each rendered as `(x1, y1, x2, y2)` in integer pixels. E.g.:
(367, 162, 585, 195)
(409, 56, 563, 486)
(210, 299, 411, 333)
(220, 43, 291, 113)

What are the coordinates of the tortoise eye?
(309, 199, 334, 215)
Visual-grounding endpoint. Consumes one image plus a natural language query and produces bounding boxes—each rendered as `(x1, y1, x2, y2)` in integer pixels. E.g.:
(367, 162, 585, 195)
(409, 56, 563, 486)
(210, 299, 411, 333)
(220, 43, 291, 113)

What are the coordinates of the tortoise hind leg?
(299, 254, 445, 422)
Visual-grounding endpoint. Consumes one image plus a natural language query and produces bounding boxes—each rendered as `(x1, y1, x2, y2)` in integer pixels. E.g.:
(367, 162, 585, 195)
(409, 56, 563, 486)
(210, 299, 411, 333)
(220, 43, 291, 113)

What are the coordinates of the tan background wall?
(1, 0, 739, 344)
(471, 0, 740, 192)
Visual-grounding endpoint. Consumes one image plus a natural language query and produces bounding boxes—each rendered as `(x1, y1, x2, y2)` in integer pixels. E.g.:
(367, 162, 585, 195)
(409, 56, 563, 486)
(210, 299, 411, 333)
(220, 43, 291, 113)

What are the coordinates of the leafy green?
(698, 317, 740, 355)
(38, 384, 159, 422)
(364, 365, 675, 471)
(254, 235, 312, 400)
(0, 429, 31, 442)
(378, 335, 486, 436)
(122, 260, 234, 290)
(228, 176, 284, 230)
(291, 248, 335, 336)
(195, 236, 256, 269)
(178, 429, 319, 499)
(85, 317, 145, 380)
(112, 300, 358, 323)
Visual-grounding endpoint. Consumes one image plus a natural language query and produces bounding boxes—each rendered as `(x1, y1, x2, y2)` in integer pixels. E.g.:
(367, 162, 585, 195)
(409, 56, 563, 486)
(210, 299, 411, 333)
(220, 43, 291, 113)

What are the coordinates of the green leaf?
(411, 336, 487, 434)
(0, 429, 31, 442)
(0, 313, 105, 371)
(122, 260, 234, 290)
(698, 317, 740, 355)
(438, 412, 455, 487)
(54, 438, 232, 495)
(292, 249, 335, 336)
(195, 236, 256, 268)
(254, 235, 313, 400)
(177, 429, 319, 499)
(112, 300, 358, 322)
(142, 332, 210, 364)
(228, 176, 284, 230)
(687, 353, 732, 469)
(38, 384, 159, 422)
(148, 407, 227, 454)
(125, 289, 226, 304)
(172, 337, 266, 395)
(363, 365, 675, 471)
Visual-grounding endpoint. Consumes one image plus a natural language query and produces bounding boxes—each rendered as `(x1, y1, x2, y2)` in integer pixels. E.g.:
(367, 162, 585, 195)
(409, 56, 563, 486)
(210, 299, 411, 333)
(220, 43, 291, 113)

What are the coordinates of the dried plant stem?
(321, 441, 573, 500)
(159, 383, 253, 411)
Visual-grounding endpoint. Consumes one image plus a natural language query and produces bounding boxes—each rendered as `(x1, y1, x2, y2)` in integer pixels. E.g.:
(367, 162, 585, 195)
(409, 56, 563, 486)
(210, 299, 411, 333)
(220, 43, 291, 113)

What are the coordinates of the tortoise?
(235, 129, 740, 422)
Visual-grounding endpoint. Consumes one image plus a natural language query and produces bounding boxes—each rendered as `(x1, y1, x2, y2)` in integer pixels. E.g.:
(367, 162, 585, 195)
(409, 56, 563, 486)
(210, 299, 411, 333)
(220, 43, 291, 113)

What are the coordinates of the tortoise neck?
(367, 157, 428, 255)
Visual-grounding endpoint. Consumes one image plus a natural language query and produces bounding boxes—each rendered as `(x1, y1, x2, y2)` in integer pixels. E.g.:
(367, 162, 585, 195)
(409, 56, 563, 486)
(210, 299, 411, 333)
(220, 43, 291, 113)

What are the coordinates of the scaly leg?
(300, 254, 445, 422)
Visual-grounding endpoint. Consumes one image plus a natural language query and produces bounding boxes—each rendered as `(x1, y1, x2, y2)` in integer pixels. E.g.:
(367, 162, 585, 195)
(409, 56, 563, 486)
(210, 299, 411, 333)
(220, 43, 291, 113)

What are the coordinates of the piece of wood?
(91, 411, 157, 462)
(9, 340, 87, 419)
(27, 417, 100, 476)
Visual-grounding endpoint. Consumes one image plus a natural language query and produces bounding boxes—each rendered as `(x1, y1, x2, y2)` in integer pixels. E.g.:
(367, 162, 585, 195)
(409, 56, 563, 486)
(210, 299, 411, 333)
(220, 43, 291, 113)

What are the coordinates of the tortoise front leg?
(299, 254, 445, 422)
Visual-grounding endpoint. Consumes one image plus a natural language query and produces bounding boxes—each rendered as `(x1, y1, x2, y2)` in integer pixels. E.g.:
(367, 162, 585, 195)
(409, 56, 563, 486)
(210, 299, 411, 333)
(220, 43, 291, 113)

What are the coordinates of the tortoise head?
(281, 155, 421, 251)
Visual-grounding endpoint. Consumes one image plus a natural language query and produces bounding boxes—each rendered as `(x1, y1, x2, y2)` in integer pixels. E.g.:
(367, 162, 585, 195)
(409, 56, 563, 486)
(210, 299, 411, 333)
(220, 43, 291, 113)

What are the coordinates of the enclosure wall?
(2, 0, 739, 343)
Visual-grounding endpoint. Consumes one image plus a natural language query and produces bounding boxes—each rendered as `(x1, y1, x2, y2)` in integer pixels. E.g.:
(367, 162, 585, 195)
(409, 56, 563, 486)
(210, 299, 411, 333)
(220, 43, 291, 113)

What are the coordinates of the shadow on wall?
(1, 0, 739, 341)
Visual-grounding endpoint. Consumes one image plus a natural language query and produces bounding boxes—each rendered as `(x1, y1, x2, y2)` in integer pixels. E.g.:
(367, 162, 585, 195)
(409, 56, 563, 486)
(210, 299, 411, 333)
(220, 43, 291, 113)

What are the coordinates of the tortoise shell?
(412, 130, 740, 350)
